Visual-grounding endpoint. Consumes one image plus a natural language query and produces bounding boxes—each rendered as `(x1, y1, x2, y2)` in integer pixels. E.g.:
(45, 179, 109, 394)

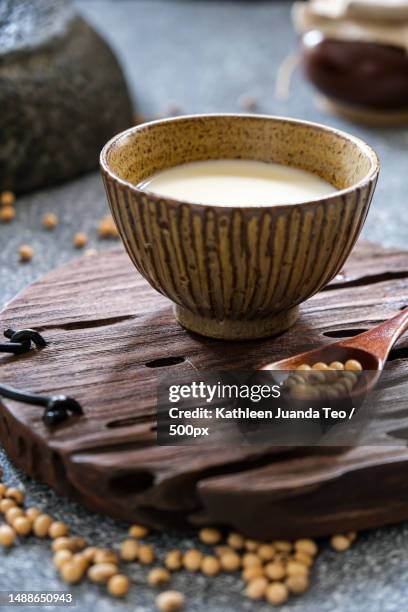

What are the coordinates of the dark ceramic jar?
(301, 30, 408, 110)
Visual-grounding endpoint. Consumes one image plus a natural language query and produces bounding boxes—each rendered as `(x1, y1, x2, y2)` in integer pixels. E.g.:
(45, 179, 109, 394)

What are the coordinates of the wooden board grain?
(0, 241, 407, 538)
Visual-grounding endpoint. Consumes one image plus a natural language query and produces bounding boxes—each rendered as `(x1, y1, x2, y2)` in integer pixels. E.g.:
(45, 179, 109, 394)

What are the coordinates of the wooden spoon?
(260, 307, 408, 398)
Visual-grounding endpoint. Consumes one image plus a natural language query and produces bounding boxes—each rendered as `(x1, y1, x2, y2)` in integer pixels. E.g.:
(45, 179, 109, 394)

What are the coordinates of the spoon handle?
(344, 306, 408, 362)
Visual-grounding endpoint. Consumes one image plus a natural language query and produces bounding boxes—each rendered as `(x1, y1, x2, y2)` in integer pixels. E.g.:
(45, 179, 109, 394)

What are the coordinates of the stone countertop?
(0, 1, 407, 611)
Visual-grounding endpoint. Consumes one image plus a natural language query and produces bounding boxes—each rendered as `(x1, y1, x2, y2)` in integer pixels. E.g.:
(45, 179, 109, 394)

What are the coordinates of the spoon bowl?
(260, 307, 408, 400)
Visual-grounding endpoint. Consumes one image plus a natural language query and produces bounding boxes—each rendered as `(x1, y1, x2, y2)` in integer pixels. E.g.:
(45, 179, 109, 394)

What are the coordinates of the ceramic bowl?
(100, 114, 379, 340)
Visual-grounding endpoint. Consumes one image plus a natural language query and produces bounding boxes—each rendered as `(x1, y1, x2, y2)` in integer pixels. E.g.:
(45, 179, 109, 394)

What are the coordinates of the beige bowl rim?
(100, 113, 380, 212)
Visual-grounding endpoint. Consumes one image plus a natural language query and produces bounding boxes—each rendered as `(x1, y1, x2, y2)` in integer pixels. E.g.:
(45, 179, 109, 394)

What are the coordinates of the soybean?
(107, 574, 130, 597)
(266, 582, 289, 605)
(33, 514, 53, 537)
(0, 525, 16, 547)
(60, 561, 85, 584)
(331, 534, 351, 551)
(245, 576, 268, 600)
(120, 538, 139, 561)
(199, 527, 222, 545)
(138, 544, 155, 565)
(148, 567, 171, 586)
(201, 556, 221, 576)
(183, 549, 202, 572)
(156, 590, 185, 612)
(88, 562, 118, 583)
(165, 549, 183, 571)
(286, 574, 310, 594)
(13, 516, 32, 536)
(128, 524, 149, 539)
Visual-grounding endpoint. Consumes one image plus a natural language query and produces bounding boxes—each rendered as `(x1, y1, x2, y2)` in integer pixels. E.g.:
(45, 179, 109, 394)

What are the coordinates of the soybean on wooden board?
(0, 241, 408, 539)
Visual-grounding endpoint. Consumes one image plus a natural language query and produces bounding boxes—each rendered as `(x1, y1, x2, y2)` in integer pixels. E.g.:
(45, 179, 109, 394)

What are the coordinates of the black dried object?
(0, 328, 83, 426)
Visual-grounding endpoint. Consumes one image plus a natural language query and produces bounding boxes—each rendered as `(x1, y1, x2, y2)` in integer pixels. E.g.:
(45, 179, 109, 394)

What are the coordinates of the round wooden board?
(1, 241, 408, 539)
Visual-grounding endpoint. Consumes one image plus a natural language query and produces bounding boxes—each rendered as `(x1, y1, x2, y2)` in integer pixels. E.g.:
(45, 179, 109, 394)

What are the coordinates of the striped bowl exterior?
(100, 114, 379, 339)
(101, 171, 377, 339)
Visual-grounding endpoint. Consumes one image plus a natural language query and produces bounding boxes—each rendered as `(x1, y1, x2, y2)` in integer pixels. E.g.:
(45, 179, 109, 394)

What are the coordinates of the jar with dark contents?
(292, 1, 408, 120)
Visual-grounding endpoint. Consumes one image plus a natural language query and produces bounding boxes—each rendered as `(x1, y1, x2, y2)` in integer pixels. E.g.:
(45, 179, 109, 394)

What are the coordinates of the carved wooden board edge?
(0, 240, 407, 539)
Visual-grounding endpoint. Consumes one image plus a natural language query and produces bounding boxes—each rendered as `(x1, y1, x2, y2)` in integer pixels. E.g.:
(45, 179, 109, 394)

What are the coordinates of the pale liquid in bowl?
(137, 159, 336, 206)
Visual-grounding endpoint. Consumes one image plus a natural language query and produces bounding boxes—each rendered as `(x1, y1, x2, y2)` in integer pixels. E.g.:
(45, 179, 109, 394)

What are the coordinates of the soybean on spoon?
(260, 307, 408, 399)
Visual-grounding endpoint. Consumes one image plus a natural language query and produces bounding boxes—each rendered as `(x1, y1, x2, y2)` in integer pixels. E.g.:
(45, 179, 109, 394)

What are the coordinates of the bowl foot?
(174, 306, 299, 340)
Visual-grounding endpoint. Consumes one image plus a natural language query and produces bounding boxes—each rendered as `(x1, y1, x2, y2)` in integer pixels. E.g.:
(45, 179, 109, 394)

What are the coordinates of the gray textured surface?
(0, 0, 133, 192)
(0, 0, 74, 53)
(0, 1, 407, 611)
